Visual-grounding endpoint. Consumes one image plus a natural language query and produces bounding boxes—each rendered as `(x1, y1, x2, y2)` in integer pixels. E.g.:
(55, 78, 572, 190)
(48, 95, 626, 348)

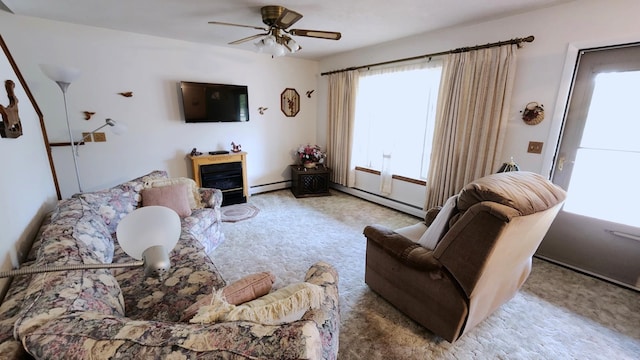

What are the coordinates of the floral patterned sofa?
(0, 171, 340, 359)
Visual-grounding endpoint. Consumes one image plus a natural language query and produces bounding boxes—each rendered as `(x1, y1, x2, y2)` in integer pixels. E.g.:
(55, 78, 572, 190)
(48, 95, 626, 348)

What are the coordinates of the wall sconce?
(78, 118, 127, 147)
(0, 206, 181, 280)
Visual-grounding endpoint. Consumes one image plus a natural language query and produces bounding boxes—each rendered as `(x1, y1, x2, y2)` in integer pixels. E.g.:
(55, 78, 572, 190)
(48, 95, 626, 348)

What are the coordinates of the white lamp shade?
(116, 206, 181, 260)
(105, 118, 128, 135)
(39, 64, 82, 84)
(110, 121, 127, 135)
(273, 45, 286, 57)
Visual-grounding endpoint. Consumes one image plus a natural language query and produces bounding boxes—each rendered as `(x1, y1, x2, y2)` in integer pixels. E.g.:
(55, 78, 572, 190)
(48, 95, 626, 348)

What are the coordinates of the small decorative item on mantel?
(231, 142, 242, 153)
(296, 144, 326, 169)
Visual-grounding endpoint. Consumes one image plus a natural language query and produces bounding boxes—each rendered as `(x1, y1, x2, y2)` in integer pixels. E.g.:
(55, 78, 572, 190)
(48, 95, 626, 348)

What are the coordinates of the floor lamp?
(40, 65, 127, 193)
(39, 64, 83, 192)
(0, 206, 181, 281)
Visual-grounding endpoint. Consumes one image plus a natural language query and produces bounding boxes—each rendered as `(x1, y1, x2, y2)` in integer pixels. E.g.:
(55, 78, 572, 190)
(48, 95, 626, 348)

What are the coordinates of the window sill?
(355, 166, 426, 186)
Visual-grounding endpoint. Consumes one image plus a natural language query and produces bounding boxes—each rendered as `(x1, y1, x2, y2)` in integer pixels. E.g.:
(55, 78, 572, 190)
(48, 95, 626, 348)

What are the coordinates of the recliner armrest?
(364, 224, 442, 271)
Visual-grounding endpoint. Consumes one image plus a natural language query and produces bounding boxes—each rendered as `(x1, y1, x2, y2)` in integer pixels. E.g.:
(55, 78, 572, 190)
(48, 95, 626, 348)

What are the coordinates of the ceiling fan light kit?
(208, 5, 341, 57)
(254, 31, 301, 57)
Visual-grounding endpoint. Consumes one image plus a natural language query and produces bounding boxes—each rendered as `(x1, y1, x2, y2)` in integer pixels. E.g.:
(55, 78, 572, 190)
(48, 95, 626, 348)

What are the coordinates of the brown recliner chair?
(364, 171, 566, 342)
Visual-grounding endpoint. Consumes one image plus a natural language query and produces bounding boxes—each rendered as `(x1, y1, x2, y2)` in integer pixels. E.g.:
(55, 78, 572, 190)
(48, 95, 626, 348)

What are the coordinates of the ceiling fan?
(208, 5, 342, 56)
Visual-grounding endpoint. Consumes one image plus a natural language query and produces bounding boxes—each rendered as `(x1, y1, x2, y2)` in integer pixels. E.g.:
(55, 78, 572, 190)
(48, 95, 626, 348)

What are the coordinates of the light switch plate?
(527, 141, 543, 154)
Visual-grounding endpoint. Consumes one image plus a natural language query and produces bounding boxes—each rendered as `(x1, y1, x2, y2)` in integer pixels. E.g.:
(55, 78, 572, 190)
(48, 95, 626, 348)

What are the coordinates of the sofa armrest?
(364, 224, 442, 271)
(21, 312, 328, 360)
(303, 262, 340, 360)
(198, 187, 223, 209)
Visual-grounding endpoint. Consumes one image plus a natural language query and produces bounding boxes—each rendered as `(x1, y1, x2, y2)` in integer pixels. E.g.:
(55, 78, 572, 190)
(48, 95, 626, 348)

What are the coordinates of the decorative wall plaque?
(521, 102, 544, 125)
(281, 88, 300, 117)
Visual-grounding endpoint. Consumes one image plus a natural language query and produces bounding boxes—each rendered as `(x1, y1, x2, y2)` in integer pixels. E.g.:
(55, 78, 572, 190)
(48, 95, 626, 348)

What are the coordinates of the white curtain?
(424, 44, 517, 209)
(327, 70, 359, 187)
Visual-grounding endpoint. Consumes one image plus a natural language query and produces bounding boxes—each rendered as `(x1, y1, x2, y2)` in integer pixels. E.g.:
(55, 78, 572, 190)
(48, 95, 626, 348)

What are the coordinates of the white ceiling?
(1, 0, 574, 59)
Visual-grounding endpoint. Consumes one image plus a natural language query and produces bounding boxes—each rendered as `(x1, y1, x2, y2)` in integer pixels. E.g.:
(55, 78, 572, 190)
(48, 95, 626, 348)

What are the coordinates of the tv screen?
(180, 81, 249, 123)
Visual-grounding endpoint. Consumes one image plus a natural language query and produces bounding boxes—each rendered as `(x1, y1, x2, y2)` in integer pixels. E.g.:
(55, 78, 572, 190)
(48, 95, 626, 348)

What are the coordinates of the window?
(352, 61, 442, 180)
(562, 71, 640, 226)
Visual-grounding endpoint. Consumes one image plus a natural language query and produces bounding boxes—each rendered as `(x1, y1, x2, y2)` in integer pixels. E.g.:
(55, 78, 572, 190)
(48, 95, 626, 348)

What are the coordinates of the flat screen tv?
(180, 81, 249, 123)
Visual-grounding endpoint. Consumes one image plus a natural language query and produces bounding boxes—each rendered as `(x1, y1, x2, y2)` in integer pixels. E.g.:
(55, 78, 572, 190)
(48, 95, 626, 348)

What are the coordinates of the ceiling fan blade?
(208, 21, 267, 31)
(275, 8, 303, 29)
(289, 29, 342, 40)
(228, 33, 268, 45)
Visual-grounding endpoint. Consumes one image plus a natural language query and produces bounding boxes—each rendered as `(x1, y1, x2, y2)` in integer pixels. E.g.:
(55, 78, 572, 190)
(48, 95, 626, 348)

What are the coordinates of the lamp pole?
(40, 64, 83, 195)
(57, 81, 83, 193)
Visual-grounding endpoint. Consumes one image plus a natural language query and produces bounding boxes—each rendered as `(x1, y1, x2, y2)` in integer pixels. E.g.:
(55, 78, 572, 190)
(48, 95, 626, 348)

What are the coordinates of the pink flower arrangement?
(297, 144, 326, 164)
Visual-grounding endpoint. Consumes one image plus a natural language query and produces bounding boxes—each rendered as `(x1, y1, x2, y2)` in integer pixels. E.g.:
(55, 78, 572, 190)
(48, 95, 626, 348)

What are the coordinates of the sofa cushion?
(76, 170, 168, 233)
(191, 282, 325, 326)
(14, 199, 125, 339)
(417, 195, 458, 250)
(141, 183, 192, 217)
(394, 222, 428, 243)
(144, 177, 203, 209)
(45, 198, 115, 264)
(223, 282, 325, 325)
(113, 235, 226, 322)
(181, 272, 275, 321)
(223, 272, 276, 305)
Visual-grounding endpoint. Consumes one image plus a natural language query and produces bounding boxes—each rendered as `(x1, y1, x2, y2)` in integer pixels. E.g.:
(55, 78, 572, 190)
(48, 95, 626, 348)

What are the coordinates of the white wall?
(0, 34, 58, 298)
(318, 0, 640, 206)
(2, 0, 639, 223)
(0, 12, 320, 198)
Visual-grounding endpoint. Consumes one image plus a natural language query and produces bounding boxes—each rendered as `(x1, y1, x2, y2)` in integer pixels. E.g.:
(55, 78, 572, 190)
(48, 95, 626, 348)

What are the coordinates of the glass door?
(537, 44, 640, 290)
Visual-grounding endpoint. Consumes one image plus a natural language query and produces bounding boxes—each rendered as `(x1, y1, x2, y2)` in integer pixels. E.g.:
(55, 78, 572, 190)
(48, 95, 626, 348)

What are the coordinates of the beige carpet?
(209, 189, 640, 360)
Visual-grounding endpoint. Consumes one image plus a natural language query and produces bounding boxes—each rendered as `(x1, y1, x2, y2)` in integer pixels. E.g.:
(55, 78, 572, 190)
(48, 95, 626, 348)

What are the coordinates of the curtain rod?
(320, 35, 534, 76)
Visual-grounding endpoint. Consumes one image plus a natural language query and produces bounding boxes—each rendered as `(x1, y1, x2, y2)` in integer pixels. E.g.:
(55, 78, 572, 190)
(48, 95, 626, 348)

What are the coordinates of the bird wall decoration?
(83, 111, 95, 120)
